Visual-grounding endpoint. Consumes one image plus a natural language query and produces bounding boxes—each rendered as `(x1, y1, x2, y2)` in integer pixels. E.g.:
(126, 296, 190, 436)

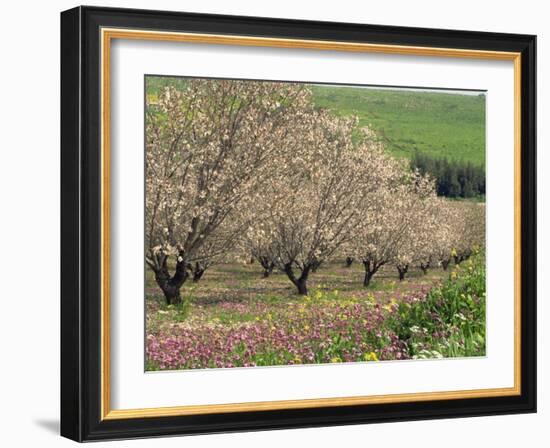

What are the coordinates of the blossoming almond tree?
(256, 116, 396, 295)
(430, 198, 460, 270)
(350, 175, 417, 287)
(145, 79, 312, 304)
(392, 174, 439, 280)
(451, 201, 486, 264)
(244, 224, 279, 278)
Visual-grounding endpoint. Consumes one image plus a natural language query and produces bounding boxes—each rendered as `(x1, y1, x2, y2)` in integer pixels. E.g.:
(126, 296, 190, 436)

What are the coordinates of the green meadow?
(312, 85, 486, 166)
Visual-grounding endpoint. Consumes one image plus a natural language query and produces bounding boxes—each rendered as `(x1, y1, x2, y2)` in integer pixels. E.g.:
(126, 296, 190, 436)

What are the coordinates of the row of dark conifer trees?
(410, 150, 485, 199)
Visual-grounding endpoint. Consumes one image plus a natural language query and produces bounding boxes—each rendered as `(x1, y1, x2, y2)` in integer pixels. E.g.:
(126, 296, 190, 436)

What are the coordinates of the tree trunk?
(397, 264, 409, 281)
(192, 270, 204, 282)
(296, 277, 308, 295)
(362, 259, 381, 287)
(363, 269, 374, 287)
(420, 262, 430, 275)
(259, 256, 275, 278)
(150, 253, 189, 305)
(345, 257, 354, 268)
(262, 263, 274, 278)
(192, 262, 206, 282)
(159, 282, 183, 304)
(454, 254, 466, 265)
(441, 258, 451, 271)
(284, 262, 311, 296)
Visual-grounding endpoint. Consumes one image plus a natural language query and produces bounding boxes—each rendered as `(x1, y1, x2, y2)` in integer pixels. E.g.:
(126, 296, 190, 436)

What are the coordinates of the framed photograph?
(60, 6, 536, 441)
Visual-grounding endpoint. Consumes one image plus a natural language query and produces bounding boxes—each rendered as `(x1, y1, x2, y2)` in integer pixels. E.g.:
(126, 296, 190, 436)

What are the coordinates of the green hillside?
(146, 75, 189, 95)
(311, 85, 486, 166)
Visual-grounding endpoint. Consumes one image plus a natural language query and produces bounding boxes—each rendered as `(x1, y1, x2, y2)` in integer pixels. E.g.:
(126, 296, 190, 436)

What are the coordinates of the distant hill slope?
(311, 85, 486, 166)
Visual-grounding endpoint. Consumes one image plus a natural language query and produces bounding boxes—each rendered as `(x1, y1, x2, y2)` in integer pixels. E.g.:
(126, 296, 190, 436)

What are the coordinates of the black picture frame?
(61, 5, 536, 442)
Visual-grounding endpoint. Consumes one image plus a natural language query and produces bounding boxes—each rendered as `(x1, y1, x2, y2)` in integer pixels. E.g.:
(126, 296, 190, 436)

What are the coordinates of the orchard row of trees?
(145, 79, 485, 304)
(410, 150, 486, 199)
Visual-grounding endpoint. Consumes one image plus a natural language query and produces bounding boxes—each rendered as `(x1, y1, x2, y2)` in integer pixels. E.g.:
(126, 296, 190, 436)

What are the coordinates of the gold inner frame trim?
(100, 27, 522, 421)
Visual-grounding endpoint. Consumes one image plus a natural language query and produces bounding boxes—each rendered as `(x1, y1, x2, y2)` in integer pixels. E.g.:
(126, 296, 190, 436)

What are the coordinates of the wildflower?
(364, 352, 379, 362)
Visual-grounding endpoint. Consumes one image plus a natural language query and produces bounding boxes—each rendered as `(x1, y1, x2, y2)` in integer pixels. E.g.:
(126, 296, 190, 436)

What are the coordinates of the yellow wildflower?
(364, 352, 379, 362)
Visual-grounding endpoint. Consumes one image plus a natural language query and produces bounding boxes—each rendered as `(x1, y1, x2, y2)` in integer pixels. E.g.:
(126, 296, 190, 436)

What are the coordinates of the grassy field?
(145, 257, 486, 370)
(312, 85, 486, 165)
(146, 261, 446, 311)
